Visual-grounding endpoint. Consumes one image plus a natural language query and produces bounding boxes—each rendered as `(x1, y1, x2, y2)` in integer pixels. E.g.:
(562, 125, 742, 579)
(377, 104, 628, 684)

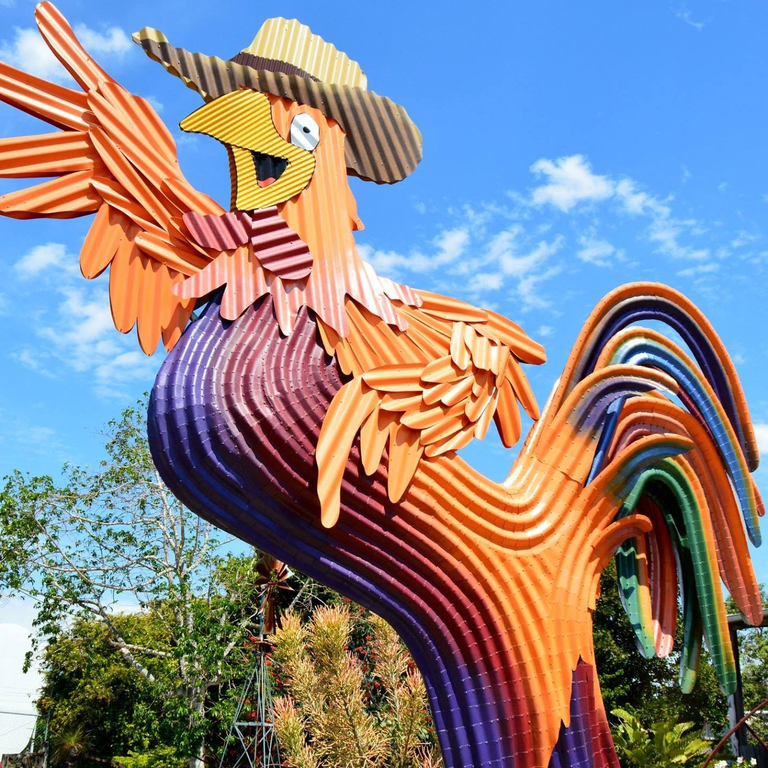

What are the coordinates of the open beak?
(180, 90, 316, 211)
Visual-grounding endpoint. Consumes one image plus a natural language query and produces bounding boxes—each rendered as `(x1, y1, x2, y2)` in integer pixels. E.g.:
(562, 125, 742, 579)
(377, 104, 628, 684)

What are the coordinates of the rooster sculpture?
(0, 5, 763, 767)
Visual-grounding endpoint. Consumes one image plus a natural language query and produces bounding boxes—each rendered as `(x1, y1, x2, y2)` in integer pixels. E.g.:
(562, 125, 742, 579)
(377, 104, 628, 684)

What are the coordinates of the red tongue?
(257, 177, 276, 188)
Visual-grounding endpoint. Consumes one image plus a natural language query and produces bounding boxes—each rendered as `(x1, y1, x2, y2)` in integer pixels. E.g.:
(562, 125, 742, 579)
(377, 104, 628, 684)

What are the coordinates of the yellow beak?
(180, 90, 316, 210)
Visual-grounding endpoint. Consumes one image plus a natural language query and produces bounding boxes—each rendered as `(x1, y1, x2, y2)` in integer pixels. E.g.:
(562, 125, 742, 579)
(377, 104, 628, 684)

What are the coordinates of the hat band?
(229, 52, 319, 83)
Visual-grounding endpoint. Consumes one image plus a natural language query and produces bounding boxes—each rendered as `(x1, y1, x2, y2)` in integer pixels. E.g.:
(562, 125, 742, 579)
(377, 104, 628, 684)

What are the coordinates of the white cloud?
(0, 23, 130, 84)
(647, 217, 709, 260)
(10, 243, 159, 398)
(530, 155, 614, 212)
(577, 234, 618, 267)
(93, 350, 158, 400)
(537, 325, 554, 338)
(677, 263, 719, 277)
(39, 286, 115, 363)
(530, 160, 711, 262)
(13, 242, 75, 279)
(73, 24, 130, 56)
(614, 178, 670, 218)
(675, 10, 709, 32)
(468, 272, 503, 293)
(433, 228, 470, 265)
(359, 228, 469, 277)
(12, 348, 57, 378)
(732, 231, 760, 249)
(32, 286, 158, 399)
(490, 230, 563, 278)
(754, 424, 768, 455)
(362, 208, 563, 311)
(0, 27, 63, 81)
(144, 95, 165, 114)
(517, 266, 562, 312)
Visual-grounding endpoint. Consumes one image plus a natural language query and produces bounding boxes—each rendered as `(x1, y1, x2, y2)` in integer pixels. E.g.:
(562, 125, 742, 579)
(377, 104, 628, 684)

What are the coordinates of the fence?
(0, 710, 47, 768)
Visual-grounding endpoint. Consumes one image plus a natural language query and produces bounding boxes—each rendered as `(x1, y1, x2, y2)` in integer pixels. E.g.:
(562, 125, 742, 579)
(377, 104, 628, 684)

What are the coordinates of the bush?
(114, 746, 185, 768)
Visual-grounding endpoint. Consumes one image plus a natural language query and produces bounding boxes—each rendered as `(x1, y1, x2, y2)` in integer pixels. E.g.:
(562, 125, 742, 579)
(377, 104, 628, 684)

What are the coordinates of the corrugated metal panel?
(7, 7, 753, 767)
(316, 295, 546, 520)
(183, 211, 250, 251)
(180, 89, 316, 210)
(230, 53, 318, 82)
(0, 132, 93, 178)
(35, 2, 112, 92)
(0, 2, 208, 352)
(183, 209, 313, 280)
(0, 60, 91, 131)
(243, 17, 367, 89)
(0, 170, 100, 218)
(133, 29, 422, 185)
(79, 204, 126, 278)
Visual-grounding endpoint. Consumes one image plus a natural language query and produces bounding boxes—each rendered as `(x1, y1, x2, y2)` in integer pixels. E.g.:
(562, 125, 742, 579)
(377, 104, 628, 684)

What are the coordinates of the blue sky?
(1, 0, 768, 709)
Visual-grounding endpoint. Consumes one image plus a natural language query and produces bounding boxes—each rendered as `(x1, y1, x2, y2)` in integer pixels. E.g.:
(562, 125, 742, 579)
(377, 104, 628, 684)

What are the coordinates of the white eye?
(290, 113, 320, 151)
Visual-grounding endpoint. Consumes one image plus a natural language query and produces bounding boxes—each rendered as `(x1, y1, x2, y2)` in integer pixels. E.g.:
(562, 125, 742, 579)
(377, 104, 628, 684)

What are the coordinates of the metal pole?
(728, 625, 748, 757)
(703, 699, 768, 768)
(42, 711, 50, 768)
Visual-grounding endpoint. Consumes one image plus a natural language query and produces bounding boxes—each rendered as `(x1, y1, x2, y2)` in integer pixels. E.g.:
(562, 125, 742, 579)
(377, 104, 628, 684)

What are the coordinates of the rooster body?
(0, 6, 763, 768)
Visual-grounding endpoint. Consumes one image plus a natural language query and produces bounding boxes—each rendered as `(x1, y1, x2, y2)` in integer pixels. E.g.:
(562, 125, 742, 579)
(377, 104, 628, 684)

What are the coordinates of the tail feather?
(552, 283, 761, 696)
(554, 283, 759, 471)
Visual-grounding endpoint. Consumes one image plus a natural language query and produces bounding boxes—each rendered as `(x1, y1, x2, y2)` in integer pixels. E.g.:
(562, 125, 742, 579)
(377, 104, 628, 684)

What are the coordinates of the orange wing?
(0, 3, 224, 353)
(315, 291, 546, 527)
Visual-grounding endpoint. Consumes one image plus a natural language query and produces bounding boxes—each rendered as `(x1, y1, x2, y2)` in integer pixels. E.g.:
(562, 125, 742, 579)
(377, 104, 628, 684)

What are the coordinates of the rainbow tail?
(535, 283, 762, 695)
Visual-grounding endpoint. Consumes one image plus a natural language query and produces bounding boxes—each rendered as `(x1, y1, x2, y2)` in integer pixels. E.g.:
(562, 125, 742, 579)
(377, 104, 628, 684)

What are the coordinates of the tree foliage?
(610, 708, 710, 767)
(593, 559, 729, 734)
(0, 401, 265, 768)
(39, 613, 171, 759)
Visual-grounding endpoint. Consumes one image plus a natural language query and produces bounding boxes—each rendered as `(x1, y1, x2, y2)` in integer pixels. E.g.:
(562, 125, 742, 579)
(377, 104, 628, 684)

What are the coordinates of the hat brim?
(133, 28, 423, 185)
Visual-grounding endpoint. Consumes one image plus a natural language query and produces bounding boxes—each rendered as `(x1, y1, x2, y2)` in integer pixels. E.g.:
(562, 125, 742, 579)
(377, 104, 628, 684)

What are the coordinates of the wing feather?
(109, 233, 144, 333)
(316, 291, 546, 524)
(0, 3, 220, 353)
(0, 170, 99, 219)
(0, 132, 94, 178)
(80, 204, 126, 279)
(0, 61, 90, 130)
(35, 2, 113, 92)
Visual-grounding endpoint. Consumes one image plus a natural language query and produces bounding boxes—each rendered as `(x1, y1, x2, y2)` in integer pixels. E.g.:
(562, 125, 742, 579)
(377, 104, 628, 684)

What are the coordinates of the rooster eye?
(290, 113, 320, 152)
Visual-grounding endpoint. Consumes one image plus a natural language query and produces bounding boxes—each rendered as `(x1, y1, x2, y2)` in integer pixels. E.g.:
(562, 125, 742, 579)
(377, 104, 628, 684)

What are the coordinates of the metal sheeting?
(243, 17, 367, 89)
(180, 89, 316, 210)
(315, 302, 544, 526)
(133, 30, 422, 185)
(183, 208, 312, 281)
(0, 2, 207, 353)
(149, 280, 766, 768)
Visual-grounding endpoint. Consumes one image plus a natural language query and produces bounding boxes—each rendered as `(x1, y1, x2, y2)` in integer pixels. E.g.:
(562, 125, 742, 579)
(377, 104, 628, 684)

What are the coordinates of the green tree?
(39, 613, 170, 759)
(593, 560, 729, 735)
(739, 625, 768, 740)
(0, 401, 266, 768)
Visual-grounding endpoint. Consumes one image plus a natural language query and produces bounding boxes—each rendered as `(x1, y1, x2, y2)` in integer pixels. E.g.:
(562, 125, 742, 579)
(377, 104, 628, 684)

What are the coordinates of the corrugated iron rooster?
(0, 5, 763, 767)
